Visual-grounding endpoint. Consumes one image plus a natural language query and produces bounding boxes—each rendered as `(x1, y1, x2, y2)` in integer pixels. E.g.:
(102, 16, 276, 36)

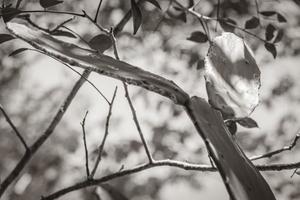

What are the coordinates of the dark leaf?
(0, 7, 21, 22)
(225, 120, 237, 135)
(131, 0, 142, 34)
(244, 17, 260, 29)
(51, 30, 76, 38)
(0, 34, 15, 44)
(273, 29, 284, 43)
(264, 43, 277, 58)
(9, 48, 28, 57)
(196, 59, 205, 70)
(88, 34, 112, 53)
(39, 0, 63, 9)
(219, 18, 237, 32)
(296, 170, 300, 176)
(16, 0, 23, 8)
(178, 12, 187, 22)
(235, 117, 258, 128)
(188, 0, 195, 7)
(277, 13, 287, 23)
(144, 0, 161, 9)
(259, 11, 277, 16)
(187, 31, 208, 43)
(265, 24, 276, 41)
(293, 0, 300, 6)
(173, 6, 182, 11)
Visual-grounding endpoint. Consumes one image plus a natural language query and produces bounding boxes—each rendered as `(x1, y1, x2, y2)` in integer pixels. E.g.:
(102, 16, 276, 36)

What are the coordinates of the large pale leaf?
(188, 97, 276, 200)
(205, 32, 261, 118)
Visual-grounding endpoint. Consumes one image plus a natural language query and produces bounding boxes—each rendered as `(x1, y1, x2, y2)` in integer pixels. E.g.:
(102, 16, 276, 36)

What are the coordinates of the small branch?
(89, 87, 118, 178)
(94, 0, 103, 23)
(123, 82, 154, 163)
(251, 134, 300, 161)
(291, 168, 299, 178)
(82, 10, 110, 34)
(41, 159, 300, 200)
(0, 104, 29, 151)
(51, 17, 75, 32)
(80, 111, 90, 178)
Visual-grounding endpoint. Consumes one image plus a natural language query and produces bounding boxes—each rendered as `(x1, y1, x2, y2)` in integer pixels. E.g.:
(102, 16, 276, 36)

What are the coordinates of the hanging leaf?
(244, 16, 260, 29)
(0, 34, 15, 44)
(235, 117, 258, 128)
(196, 59, 205, 70)
(277, 13, 287, 23)
(265, 24, 276, 41)
(205, 32, 261, 118)
(144, 0, 161, 10)
(273, 29, 284, 43)
(187, 31, 208, 43)
(51, 29, 76, 38)
(219, 18, 236, 32)
(259, 11, 277, 16)
(264, 43, 277, 58)
(88, 34, 112, 53)
(131, 0, 142, 34)
(0, 7, 21, 22)
(40, 0, 63, 9)
(9, 48, 28, 56)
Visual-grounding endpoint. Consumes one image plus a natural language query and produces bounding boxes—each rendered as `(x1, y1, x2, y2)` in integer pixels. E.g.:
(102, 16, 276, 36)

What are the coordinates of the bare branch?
(81, 111, 90, 178)
(89, 87, 118, 178)
(41, 159, 300, 200)
(123, 82, 154, 163)
(94, 0, 103, 23)
(251, 134, 300, 161)
(0, 104, 29, 151)
(0, 70, 91, 197)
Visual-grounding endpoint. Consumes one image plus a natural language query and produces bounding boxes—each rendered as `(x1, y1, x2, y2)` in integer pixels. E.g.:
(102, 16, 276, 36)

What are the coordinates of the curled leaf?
(40, 0, 63, 9)
(9, 48, 28, 56)
(144, 0, 161, 9)
(264, 43, 277, 58)
(204, 32, 261, 118)
(0, 34, 15, 44)
(88, 34, 112, 53)
(187, 31, 208, 43)
(131, 0, 142, 34)
(244, 16, 260, 29)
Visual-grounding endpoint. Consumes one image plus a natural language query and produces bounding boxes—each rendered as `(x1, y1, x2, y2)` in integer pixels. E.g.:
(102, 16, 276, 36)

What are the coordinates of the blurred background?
(0, 0, 300, 199)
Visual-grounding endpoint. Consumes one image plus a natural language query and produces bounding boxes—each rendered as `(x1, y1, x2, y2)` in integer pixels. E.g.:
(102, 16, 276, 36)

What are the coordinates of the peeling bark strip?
(186, 97, 276, 200)
(6, 22, 189, 105)
(6, 22, 276, 200)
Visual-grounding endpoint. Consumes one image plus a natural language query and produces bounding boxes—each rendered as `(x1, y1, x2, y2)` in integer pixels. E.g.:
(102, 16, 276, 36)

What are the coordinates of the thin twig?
(41, 159, 300, 200)
(89, 87, 118, 178)
(251, 134, 300, 161)
(94, 0, 103, 22)
(0, 104, 29, 151)
(81, 111, 90, 178)
(291, 168, 299, 178)
(123, 83, 154, 163)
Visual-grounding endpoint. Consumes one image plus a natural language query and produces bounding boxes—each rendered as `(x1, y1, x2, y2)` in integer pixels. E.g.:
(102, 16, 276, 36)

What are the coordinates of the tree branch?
(80, 111, 90, 178)
(0, 104, 29, 151)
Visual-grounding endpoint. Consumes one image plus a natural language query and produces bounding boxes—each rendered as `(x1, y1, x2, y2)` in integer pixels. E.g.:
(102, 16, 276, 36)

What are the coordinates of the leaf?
(205, 32, 261, 118)
(131, 0, 142, 34)
(273, 29, 284, 43)
(235, 117, 258, 128)
(0, 34, 15, 44)
(187, 31, 208, 43)
(188, 0, 195, 7)
(0, 7, 21, 23)
(244, 16, 260, 29)
(277, 13, 287, 23)
(196, 59, 205, 70)
(88, 34, 112, 53)
(264, 43, 277, 58)
(144, 0, 161, 9)
(225, 120, 237, 135)
(259, 11, 277, 16)
(9, 48, 28, 56)
(39, 0, 63, 9)
(51, 30, 76, 38)
(219, 18, 236, 32)
(178, 12, 187, 23)
(265, 24, 276, 41)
